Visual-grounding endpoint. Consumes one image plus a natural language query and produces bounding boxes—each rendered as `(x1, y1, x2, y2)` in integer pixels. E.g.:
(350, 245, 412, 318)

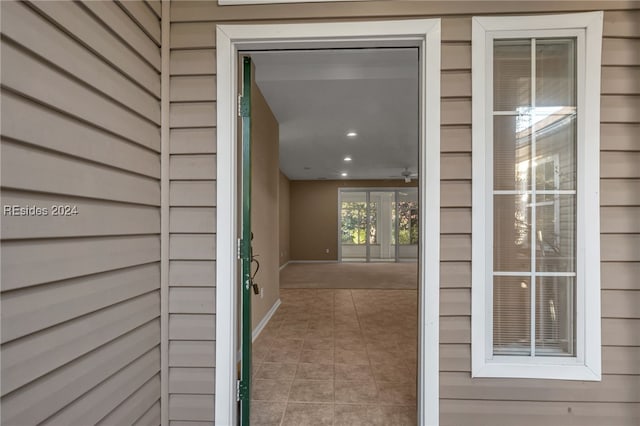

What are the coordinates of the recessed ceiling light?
(341, 172, 348, 177)
(344, 156, 352, 162)
(346, 131, 357, 137)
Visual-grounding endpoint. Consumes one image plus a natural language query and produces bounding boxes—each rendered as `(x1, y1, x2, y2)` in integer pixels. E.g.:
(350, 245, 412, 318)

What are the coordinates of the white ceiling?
(251, 48, 419, 181)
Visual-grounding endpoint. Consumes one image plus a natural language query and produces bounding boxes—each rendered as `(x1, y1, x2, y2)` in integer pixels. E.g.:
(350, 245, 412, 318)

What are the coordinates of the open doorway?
(248, 48, 419, 424)
(215, 20, 441, 426)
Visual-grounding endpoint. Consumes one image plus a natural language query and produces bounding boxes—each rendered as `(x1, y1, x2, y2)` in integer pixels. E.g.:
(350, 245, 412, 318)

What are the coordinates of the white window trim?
(471, 12, 603, 381)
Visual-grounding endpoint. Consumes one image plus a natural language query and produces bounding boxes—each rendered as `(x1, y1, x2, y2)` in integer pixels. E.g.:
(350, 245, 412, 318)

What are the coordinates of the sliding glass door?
(339, 188, 418, 262)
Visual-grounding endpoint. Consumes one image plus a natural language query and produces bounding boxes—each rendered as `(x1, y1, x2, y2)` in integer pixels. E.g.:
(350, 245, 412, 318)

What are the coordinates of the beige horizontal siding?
(1, 320, 159, 425)
(1, 293, 159, 397)
(96, 375, 161, 426)
(170, 155, 217, 180)
(145, 0, 161, 19)
(1, 2, 160, 123)
(169, 367, 216, 394)
(170, 49, 217, 76)
(169, 261, 217, 287)
(1, 141, 160, 205)
(134, 400, 162, 426)
(168, 3, 640, 425)
(28, 0, 160, 96)
(2, 264, 159, 343)
(440, 400, 640, 426)
(0, 2, 161, 425)
(169, 394, 215, 422)
(40, 348, 160, 426)
(1, 192, 159, 239)
(171, 1, 639, 22)
(116, 0, 162, 46)
(601, 262, 640, 290)
(170, 102, 217, 128)
(169, 288, 216, 314)
(168, 26, 218, 415)
(440, 262, 471, 288)
(171, 76, 217, 101)
(601, 123, 640, 151)
(169, 341, 216, 367)
(82, 0, 161, 71)
(170, 128, 217, 154)
(169, 315, 216, 341)
(2, 93, 160, 178)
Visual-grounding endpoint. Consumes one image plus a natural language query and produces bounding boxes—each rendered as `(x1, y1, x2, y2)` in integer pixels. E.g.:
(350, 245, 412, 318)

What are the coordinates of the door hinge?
(237, 94, 243, 117)
(237, 238, 242, 260)
(236, 379, 249, 401)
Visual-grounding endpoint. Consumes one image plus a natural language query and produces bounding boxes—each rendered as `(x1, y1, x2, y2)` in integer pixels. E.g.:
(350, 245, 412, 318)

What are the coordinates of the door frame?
(216, 19, 441, 426)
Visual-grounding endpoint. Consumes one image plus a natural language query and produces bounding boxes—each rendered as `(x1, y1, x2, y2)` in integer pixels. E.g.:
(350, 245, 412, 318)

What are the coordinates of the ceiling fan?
(390, 167, 418, 183)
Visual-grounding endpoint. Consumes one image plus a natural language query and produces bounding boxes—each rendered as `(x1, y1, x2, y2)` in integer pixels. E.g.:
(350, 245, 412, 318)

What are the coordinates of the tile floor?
(251, 289, 418, 425)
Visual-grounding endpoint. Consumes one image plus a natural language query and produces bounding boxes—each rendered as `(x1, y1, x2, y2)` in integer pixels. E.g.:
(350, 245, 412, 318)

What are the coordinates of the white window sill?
(473, 360, 601, 381)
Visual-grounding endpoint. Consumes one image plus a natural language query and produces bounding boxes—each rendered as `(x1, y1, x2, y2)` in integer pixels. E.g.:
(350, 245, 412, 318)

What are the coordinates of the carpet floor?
(279, 262, 418, 289)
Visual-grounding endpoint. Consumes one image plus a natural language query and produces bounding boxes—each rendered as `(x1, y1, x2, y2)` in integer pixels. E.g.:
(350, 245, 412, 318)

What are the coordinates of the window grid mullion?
(530, 37, 537, 358)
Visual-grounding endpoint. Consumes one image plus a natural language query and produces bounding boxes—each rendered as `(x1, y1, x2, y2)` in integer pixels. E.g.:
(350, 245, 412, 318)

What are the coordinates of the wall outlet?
(325, 248, 329, 254)
(260, 287, 264, 299)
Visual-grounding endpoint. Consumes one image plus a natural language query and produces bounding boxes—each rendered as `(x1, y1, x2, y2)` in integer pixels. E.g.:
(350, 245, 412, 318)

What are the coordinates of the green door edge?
(239, 56, 252, 426)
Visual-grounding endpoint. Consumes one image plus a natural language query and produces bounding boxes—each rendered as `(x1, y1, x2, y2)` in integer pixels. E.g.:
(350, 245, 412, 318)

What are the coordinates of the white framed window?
(471, 12, 603, 381)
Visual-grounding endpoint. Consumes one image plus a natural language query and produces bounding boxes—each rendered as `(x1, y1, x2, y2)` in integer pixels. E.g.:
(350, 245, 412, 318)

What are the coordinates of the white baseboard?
(252, 298, 281, 342)
(288, 260, 338, 264)
(279, 261, 290, 271)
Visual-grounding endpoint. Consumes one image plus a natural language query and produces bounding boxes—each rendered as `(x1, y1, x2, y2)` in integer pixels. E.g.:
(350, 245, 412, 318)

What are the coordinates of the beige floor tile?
(252, 379, 292, 401)
(335, 337, 366, 351)
(379, 405, 418, 425)
(295, 362, 335, 380)
(305, 327, 334, 339)
(335, 363, 374, 381)
(281, 403, 333, 426)
(264, 346, 301, 363)
(335, 348, 369, 365)
(376, 381, 417, 404)
(288, 379, 334, 402)
(334, 380, 379, 403)
(278, 327, 309, 339)
(271, 338, 304, 351)
(334, 404, 385, 426)
(300, 349, 334, 364)
(370, 363, 415, 383)
(302, 337, 334, 350)
(255, 362, 298, 380)
(250, 401, 286, 425)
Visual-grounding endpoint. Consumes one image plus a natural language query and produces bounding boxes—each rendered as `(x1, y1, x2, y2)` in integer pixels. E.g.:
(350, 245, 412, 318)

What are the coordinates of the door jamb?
(216, 19, 441, 426)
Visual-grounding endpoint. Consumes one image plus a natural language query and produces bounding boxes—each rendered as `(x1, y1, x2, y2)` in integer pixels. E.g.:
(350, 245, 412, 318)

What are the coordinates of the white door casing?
(216, 19, 441, 426)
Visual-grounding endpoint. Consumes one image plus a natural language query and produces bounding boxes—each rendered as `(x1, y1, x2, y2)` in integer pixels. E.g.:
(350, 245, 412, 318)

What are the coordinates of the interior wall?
(0, 1, 162, 424)
(279, 172, 291, 267)
(290, 179, 417, 261)
(251, 78, 280, 330)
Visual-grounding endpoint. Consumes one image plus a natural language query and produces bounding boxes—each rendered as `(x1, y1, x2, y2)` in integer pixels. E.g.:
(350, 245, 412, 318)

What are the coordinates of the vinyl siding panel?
(0, 1, 161, 425)
(168, 11, 218, 418)
(28, 0, 160, 96)
(168, 3, 640, 425)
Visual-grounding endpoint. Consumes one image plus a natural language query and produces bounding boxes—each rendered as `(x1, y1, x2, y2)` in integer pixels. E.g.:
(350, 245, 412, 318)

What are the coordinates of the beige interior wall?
(279, 172, 291, 266)
(290, 179, 417, 261)
(251, 78, 280, 329)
